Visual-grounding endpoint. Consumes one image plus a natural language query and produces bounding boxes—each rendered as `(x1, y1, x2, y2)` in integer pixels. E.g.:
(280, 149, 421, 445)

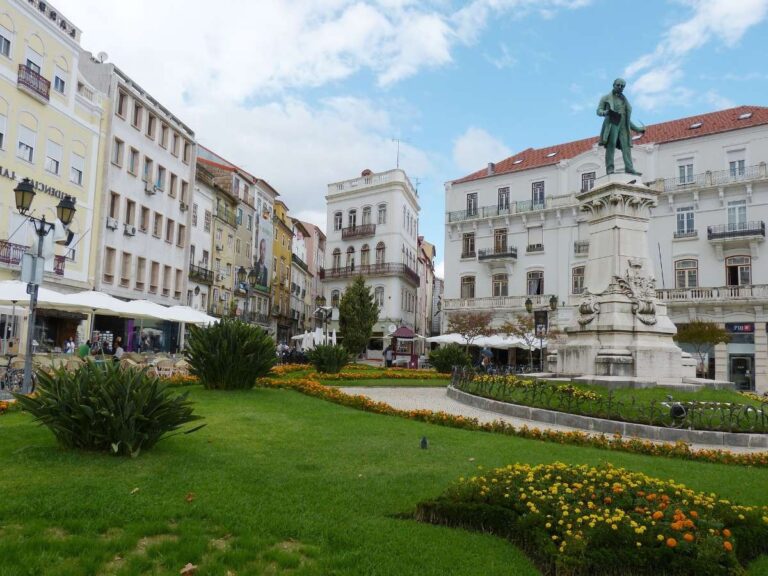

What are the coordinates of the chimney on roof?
(487, 162, 495, 176)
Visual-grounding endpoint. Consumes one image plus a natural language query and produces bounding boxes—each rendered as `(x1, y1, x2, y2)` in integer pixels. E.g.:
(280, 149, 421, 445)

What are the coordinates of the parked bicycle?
(0, 354, 35, 395)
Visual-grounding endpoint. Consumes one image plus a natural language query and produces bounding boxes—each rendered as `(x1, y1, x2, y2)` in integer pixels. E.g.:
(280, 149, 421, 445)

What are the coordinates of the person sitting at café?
(113, 336, 124, 361)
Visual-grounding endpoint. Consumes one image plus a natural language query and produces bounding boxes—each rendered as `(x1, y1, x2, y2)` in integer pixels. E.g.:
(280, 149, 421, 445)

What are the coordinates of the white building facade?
(322, 168, 420, 356)
(444, 106, 768, 392)
(188, 164, 214, 313)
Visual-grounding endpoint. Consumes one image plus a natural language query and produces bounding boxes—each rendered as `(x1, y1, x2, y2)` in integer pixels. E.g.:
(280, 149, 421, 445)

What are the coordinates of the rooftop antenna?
(391, 137, 410, 169)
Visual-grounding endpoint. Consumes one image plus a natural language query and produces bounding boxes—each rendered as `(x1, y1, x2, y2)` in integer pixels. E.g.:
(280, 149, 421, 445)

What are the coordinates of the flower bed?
(415, 462, 768, 576)
(258, 376, 768, 468)
(455, 373, 768, 433)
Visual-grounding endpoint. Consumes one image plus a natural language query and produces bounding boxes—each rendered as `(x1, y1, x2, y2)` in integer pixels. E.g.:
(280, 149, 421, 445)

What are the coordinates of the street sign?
(20, 253, 43, 285)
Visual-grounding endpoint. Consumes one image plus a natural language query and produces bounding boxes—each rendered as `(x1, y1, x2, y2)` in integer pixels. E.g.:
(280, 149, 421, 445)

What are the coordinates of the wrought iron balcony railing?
(573, 240, 590, 255)
(477, 247, 518, 261)
(1, 240, 64, 275)
(442, 294, 556, 312)
(673, 230, 698, 239)
(341, 223, 376, 239)
(214, 208, 237, 227)
(526, 243, 544, 253)
(658, 163, 768, 193)
(189, 263, 214, 284)
(707, 221, 765, 241)
(18, 64, 50, 101)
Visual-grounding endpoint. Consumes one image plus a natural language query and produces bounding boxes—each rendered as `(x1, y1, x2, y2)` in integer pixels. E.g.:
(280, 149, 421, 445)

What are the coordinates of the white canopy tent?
(166, 305, 218, 326)
(425, 333, 466, 345)
(425, 332, 545, 350)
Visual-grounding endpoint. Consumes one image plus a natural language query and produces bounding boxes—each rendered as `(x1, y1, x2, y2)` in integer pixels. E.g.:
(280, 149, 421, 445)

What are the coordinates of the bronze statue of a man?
(597, 78, 645, 175)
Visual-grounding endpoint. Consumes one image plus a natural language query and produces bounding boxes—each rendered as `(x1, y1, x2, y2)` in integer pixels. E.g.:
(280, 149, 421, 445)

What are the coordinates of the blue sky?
(57, 0, 768, 277)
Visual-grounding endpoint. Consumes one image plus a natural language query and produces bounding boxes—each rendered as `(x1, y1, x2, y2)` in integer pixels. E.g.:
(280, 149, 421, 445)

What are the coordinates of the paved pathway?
(339, 386, 768, 454)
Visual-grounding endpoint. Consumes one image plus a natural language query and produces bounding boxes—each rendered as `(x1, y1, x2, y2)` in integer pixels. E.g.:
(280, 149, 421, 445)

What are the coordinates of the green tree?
(447, 311, 493, 353)
(675, 320, 730, 376)
(338, 275, 379, 358)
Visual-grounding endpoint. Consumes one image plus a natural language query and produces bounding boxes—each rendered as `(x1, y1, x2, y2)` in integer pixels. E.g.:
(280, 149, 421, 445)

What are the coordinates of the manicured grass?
(1, 386, 767, 575)
(324, 378, 447, 387)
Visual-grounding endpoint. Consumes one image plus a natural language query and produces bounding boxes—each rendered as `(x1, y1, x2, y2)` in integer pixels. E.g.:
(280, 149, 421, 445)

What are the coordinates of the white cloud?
(434, 260, 445, 280)
(625, 0, 768, 110)
(485, 43, 518, 70)
(703, 90, 736, 110)
(452, 128, 512, 174)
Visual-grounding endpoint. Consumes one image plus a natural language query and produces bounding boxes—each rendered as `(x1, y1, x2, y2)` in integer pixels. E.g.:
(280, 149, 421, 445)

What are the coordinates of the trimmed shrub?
(307, 344, 349, 374)
(185, 317, 276, 389)
(14, 363, 202, 457)
(429, 344, 471, 373)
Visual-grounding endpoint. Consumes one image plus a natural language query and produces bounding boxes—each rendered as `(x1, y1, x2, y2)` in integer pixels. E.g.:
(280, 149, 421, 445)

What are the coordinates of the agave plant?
(14, 362, 203, 457)
(185, 317, 276, 389)
(307, 344, 350, 374)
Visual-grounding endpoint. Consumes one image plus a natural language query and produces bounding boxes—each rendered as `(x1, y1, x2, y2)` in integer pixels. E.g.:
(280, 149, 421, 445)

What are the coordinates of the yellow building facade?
(0, 0, 105, 350)
(271, 199, 293, 343)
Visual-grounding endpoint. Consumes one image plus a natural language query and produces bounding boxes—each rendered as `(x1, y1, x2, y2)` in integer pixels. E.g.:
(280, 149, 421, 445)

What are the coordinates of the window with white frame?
(492, 273, 508, 297)
(332, 249, 341, 270)
(25, 47, 41, 73)
(17, 125, 35, 163)
(70, 152, 84, 185)
(727, 200, 747, 231)
(111, 138, 123, 166)
(498, 187, 510, 211)
(532, 181, 545, 206)
(727, 149, 746, 178)
(45, 140, 62, 175)
(460, 276, 475, 299)
(376, 242, 385, 264)
(53, 67, 66, 94)
(581, 171, 596, 192)
(677, 159, 694, 185)
(348, 209, 357, 229)
(466, 193, 478, 216)
(333, 211, 342, 231)
(572, 266, 585, 294)
(361, 244, 370, 267)
(461, 233, 475, 257)
(374, 286, 384, 307)
(674, 259, 698, 288)
(676, 206, 695, 237)
(0, 112, 5, 149)
(346, 246, 355, 269)
(527, 270, 544, 295)
(0, 27, 10, 58)
(331, 290, 340, 308)
(726, 256, 750, 287)
(377, 203, 387, 224)
(156, 166, 166, 191)
(494, 228, 507, 253)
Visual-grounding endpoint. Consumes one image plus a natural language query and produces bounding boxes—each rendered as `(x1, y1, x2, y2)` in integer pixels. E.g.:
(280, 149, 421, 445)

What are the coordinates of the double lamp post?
(12, 178, 77, 393)
(237, 265, 258, 321)
(524, 294, 558, 372)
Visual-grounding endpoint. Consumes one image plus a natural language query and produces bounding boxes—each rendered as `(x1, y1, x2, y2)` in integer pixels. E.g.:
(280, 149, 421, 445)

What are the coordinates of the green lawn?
(1, 385, 767, 575)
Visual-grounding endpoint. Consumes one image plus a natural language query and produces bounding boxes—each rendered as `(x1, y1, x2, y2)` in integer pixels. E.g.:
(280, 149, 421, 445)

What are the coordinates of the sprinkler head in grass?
(420, 436, 428, 450)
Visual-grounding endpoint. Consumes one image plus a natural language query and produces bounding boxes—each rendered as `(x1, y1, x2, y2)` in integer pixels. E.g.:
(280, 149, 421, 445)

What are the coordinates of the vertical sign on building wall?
(255, 204, 274, 290)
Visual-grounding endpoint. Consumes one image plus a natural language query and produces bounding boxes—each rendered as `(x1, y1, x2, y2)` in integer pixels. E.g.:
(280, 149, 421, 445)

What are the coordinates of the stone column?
(714, 333, 728, 382)
(754, 322, 767, 394)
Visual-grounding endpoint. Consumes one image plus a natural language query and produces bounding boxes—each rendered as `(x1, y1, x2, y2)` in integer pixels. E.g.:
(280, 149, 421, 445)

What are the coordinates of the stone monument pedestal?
(555, 174, 708, 388)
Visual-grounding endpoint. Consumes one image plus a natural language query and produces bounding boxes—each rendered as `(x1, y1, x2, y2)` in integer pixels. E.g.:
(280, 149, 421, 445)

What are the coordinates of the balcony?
(673, 230, 698, 240)
(656, 163, 768, 193)
(189, 263, 213, 284)
(214, 208, 237, 227)
(1, 240, 64, 276)
(328, 169, 418, 198)
(657, 284, 768, 304)
(460, 251, 476, 259)
(17, 64, 50, 102)
(477, 247, 518, 261)
(245, 311, 270, 324)
(292, 254, 309, 273)
(526, 243, 544, 254)
(707, 221, 765, 241)
(341, 223, 376, 240)
(447, 194, 576, 223)
(319, 262, 419, 286)
(442, 294, 555, 312)
(573, 240, 590, 256)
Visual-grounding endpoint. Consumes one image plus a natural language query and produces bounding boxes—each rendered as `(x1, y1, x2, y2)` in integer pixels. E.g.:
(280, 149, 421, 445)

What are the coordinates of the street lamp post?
(315, 295, 330, 344)
(524, 294, 558, 372)
(237, 266, 258, 322)
(12, 178, 76, 393)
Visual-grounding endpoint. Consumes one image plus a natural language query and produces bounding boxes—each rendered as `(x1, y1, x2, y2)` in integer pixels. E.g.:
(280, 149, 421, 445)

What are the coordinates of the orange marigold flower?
(722, 529, 732, 538)
(723, 541, 733, 552)
(666, 538, 677, 548)
(683, 533, 694, 542)
(652, 511, 664, 520)
(689, 511, 698, 519)
(604, 496, 612, 504)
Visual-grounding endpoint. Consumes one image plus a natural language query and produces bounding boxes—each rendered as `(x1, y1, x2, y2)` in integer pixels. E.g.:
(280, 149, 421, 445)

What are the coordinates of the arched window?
(492, 274, 508, 297)
(461, 276, 475, 299)
(346, 246, 355, 269)
(362, 206, 371, 225)
(374, 286, 384, 307)
(376, 241, 385, 265)
(377, 203, 387, 224)
(674, 259, 698, 288)
(333, 211, 342, 231)
(361, 244, 370, 267)
(527, 270, 544, 295)
(348, 209, 357, 229)
(332, 248, 341, 270)
(331, 290, 340, 308)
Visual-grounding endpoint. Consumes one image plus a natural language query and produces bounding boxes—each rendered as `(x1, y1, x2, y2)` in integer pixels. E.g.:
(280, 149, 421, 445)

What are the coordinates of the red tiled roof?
(453, 105, 768, 185)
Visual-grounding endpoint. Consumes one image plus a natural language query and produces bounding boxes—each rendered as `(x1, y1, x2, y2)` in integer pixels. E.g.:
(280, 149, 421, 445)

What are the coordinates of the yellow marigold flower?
(657, 535, 665, 541)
